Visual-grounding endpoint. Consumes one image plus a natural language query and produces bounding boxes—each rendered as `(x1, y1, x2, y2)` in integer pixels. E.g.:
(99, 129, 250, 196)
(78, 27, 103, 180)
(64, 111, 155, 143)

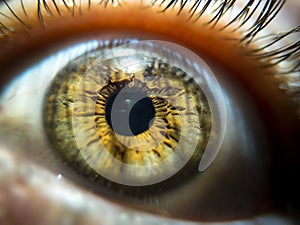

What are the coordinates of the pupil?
(105, 88, 155, 136)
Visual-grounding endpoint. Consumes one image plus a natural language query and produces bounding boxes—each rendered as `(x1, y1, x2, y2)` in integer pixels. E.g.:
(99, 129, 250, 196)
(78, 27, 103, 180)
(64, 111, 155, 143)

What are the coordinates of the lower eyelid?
(0, 148, 297, 225)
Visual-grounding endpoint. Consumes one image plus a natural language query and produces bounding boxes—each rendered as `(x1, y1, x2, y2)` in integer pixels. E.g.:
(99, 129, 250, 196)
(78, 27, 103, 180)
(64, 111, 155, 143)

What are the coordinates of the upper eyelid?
(0, 0, 299, 99)
(0, 0, 299, 109)
(0, 0, 295, 44)
(0, 0, 297, 55)
(0, 0, 289, 39)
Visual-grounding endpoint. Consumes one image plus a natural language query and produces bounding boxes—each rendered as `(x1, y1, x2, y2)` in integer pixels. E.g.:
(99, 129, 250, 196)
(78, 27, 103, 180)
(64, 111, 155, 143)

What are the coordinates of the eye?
(42, 40, 226, 186)
(0, 0, 299, 224)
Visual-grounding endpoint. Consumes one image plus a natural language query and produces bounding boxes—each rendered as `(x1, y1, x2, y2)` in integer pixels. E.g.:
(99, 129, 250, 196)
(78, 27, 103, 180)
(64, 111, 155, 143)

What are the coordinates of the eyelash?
(0, 0, 299, 113)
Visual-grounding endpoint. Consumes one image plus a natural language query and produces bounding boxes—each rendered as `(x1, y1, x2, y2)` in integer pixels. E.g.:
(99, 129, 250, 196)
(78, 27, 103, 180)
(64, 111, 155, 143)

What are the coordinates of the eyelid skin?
(0, 0, 299, 224)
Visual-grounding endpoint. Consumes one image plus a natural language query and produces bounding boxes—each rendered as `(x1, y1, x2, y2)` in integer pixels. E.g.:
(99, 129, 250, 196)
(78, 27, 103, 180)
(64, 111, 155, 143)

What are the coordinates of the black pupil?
(105, 88, 155, 136)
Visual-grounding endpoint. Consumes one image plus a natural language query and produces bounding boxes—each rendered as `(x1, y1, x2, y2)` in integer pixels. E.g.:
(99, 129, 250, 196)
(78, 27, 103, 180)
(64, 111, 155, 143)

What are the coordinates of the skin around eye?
(0, 0, 299, 224)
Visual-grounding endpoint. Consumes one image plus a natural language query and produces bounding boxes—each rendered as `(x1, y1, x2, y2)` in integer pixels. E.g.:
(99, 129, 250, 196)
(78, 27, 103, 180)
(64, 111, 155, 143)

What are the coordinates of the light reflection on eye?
(0, 0, 298, 225)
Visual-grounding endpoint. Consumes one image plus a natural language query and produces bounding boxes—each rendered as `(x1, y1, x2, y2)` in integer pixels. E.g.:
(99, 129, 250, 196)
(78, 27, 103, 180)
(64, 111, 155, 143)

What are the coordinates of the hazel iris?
(43, 41, 212, 187)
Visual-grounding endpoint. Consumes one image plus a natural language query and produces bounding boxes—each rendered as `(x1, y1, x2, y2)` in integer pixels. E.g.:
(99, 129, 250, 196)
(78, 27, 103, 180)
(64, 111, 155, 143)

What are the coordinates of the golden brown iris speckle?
(44, 46, 212, 190)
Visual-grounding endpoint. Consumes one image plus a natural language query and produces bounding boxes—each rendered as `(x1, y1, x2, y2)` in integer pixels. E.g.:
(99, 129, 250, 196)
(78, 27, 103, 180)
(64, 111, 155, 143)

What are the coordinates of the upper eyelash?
(153, 0, 300, 114)
(0, 0, 299, 114)
(153, 0, 285, 39)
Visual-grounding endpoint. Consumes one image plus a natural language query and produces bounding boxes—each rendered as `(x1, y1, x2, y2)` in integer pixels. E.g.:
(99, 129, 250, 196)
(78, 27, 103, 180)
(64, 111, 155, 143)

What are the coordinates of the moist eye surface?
(43, 40, 226, 198)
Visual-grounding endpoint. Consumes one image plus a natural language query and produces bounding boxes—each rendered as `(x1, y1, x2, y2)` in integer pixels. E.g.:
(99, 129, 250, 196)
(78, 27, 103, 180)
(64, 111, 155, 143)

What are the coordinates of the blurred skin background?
(0, 0, 299, 225)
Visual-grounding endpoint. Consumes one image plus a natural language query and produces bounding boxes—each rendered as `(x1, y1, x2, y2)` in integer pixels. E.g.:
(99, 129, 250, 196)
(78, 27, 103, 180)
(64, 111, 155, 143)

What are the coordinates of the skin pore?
(0, 0, 299, 224)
